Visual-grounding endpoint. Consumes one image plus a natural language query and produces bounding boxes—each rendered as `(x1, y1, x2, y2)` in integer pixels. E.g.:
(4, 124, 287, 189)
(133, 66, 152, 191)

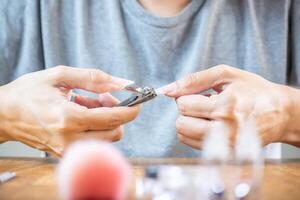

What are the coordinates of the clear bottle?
(233, 118, 263, 200)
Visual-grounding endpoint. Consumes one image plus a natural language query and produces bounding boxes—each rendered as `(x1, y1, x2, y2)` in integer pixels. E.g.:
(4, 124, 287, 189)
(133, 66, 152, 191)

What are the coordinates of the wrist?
(280, 85, 300, 147)
(0, 84, 13, 143)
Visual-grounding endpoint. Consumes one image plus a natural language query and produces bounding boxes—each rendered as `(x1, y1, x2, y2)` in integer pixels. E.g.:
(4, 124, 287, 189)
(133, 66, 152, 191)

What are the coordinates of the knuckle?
(55, 65, 68, 74)
(177, 133, 187, 144)
(107, 113, 123, 129)
(183, 73, 199, 88)
(88, 70, 98, 82)
(215, 64, 235, 77)
(111, 128, 123, 141)
(175, 117, 185, 133)
(212, 93, 235, 120)
(177, 98, 187, 115)
(88, 69, 111, 83)
(55, 65, 68, 70)
(51, 65, 69, 81)
(177, 133, 184, 141)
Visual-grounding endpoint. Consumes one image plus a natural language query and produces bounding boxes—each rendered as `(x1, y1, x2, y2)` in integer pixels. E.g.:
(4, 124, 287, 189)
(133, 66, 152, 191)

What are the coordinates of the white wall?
(282, 144, 300, 158)
(0, 141, 299, 158)
(0, 141, 42, 157)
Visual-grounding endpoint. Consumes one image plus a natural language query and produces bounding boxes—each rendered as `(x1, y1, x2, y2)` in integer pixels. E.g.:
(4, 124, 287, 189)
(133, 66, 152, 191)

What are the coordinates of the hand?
(159, 65, 300, 149)
(0, 66, 141, 156)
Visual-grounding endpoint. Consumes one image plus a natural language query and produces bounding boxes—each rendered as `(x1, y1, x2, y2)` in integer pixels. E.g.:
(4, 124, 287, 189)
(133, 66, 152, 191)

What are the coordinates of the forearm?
(282, 85, 300, 147)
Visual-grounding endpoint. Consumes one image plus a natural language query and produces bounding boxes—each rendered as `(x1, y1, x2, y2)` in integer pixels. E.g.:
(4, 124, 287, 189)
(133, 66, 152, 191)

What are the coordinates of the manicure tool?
(0, 171, 16, 184)
(117, 84, 157, 107)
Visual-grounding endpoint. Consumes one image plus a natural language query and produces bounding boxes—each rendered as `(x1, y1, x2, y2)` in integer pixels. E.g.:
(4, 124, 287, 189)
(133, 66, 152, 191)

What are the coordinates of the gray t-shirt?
(0, 0, 299, 157)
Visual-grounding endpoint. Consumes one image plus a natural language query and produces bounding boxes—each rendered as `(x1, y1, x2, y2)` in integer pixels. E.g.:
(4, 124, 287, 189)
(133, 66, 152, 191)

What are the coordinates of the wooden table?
(0, 157, 299, 200)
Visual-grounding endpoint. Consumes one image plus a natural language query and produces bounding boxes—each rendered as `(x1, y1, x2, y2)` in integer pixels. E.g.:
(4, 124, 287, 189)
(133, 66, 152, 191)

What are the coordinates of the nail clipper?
(117, 84, 157, 107)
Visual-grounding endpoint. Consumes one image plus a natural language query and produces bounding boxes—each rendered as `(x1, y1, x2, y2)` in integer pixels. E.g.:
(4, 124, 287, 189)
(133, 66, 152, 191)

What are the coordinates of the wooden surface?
(0, 157, 300, 200)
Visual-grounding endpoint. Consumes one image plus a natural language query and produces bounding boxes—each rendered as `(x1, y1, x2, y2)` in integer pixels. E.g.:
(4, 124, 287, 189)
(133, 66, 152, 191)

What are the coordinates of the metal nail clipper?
(117, 84, 157, 107)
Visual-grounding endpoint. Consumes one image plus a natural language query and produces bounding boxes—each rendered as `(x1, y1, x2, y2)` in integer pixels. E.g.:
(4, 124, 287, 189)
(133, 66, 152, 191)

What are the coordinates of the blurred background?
(1, 140, 300, 159)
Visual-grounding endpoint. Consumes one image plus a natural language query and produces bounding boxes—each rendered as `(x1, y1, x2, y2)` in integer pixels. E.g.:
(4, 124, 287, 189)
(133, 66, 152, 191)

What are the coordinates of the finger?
(73, 94, 103, 108)
(71, 93, 120, 108)
(49, 66, 133, 93)
(177, 133, 202, 150)
(45, 149, 61, 158)
(176, 115, 211, 140)
(176, 94, 217, 118)
(74, 105, 141, 130)
(46, 127, 124, 157)
(66, 127, 124, 142)
(81, 128, 124, 142)
(159, 65, 239, 97)
(98, 93, 120, 107)
(87, 129, 123, 142)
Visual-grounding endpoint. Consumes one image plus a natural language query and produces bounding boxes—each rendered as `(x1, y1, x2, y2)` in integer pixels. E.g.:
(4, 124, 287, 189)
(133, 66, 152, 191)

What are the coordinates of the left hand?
(0, 66, 141, 156)
(159, 65, 293, 149)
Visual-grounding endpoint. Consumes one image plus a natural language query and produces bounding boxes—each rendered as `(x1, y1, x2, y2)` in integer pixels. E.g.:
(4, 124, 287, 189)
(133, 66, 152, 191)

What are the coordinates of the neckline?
(122, 0, 205, 28)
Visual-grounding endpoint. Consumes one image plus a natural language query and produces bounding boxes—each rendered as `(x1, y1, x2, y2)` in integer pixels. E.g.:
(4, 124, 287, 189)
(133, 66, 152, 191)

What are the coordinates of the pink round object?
(57, 141, 132, 200)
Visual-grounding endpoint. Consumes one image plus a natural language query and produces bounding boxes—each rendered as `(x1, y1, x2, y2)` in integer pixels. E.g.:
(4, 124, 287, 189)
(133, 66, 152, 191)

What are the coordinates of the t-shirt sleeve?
(0, 0, 44, 85)
(288, 0, 300, 86)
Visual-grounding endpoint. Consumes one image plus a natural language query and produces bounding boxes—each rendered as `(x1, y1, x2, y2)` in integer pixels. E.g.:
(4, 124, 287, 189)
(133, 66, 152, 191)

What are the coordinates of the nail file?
(0, 171, 16, 183)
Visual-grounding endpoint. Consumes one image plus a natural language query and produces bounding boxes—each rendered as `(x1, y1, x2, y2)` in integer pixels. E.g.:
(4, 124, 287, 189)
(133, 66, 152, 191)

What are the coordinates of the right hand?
(0, 66, 141, 156)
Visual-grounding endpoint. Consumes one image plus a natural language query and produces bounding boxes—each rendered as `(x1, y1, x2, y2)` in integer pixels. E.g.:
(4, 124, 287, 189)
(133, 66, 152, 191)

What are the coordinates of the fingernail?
(156, 83, 177, 95)
(98, 93, 110, 107)
(98, 92, 119, 107)
(98, 92, 110, 101)
(111, 77, 135, 87)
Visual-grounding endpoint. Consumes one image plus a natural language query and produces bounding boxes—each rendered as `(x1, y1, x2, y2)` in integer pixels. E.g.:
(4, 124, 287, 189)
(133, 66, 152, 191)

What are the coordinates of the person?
(0, 0, 299, 157)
